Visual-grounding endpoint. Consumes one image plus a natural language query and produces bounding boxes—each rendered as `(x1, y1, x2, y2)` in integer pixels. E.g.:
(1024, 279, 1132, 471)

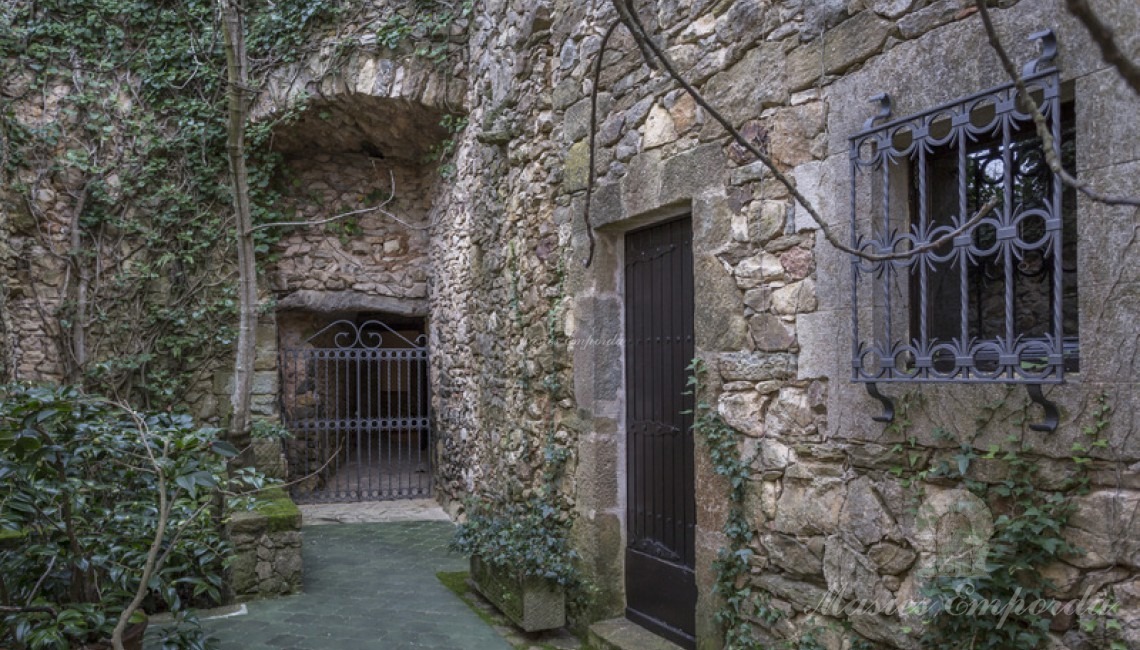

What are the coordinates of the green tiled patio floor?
(156, 521, 511, 650)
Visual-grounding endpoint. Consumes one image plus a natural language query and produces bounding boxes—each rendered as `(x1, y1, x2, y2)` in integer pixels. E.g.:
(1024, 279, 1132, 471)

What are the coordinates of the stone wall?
(3, 0, 1138, 647)
(226, 490, 304, 601)
(2, 156, 77, 382)
(421, 0, 1140, 648)
(268, 156, 432, 301)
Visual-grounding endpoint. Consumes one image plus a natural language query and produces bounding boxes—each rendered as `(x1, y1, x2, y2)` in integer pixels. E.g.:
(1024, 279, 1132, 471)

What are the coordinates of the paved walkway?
(159, 519, 511, 650)
(298, 498, 454, 525)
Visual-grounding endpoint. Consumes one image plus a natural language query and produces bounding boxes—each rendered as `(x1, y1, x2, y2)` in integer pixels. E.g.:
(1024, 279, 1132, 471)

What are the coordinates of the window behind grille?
(848, 37, 1073, 389)
(911, 101, 1078, 373)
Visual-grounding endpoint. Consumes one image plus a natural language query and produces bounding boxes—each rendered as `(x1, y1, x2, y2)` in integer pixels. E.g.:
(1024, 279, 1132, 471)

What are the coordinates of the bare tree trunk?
(67, 183, 91, 385)
(0, 189, 13, 382)
(220, 0, 257, 444)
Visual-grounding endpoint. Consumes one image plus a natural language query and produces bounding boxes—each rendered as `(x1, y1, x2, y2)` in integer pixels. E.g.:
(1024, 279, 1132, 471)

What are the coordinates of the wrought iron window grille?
(847, 29, 1075, 432)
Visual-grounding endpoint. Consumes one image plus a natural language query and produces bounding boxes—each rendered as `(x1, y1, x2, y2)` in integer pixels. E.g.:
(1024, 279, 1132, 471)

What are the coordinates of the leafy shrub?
(0, 384, 265, 649)
(451, 493, 578, 587)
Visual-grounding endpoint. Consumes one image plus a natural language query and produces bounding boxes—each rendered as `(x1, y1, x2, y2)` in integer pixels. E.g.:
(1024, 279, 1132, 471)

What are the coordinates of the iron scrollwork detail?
(306, 319, 429, 350)
(847, 30, 1070, 432)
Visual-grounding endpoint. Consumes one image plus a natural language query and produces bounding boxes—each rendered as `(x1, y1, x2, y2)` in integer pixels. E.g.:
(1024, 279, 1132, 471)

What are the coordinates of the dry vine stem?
(1064, 0, 1140, 96)
(251, 168, 428, 232)
(582, 0, 1137, 267)
(974, 0, 1140, 208)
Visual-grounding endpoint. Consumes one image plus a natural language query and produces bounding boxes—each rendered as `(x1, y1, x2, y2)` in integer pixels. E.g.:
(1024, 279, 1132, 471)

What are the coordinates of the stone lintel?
(276, 290, 428, 317)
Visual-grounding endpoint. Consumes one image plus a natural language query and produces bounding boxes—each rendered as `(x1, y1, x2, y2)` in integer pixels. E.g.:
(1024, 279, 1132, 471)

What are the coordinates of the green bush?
(0, 384, 265, 649)
(451, 493, 578, 587)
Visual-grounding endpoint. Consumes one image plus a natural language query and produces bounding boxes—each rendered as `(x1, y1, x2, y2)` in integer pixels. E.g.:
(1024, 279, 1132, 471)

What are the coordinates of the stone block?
(563, 140, 590, 193)
(588, 181, 623, 229)
(470, 556, 566, 632)
(750, 314, 796, 351)
(1063, 490, 1140, 569)
(694, 255, 750, 351)
(719, 351, 796, 382)
(703, 41, 789, 127)
(795, 309, 843, 380)
(823, 537, 893, 605)
(867, 540, 917, 575)
(755, 574, 829, 613)
(1076, 70, 1140, 174)
(619, 148, 664, 218)
(766, 103, 828, 169)
(564, 92, 612, 143)
(897, 0, 962, 40)
(762, 533, 823, 577)
(765, 387, 815, 435)
(660, 143, 726, 207)
(575, 434, 619, 511)
(717, 391, 767, 437)
(840, 476, 899, 546)
(771, 279, 818, 315)
(691, 189, 733, 255)
(787, 11, 892, 91)
(642, 104, 677, 149)
(774, 477, 846, 535)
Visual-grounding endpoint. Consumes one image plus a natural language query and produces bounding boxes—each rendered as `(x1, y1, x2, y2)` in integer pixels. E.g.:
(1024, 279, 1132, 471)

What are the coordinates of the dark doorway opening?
(623, 217, 697, 648)
(279, 313, 431, 502)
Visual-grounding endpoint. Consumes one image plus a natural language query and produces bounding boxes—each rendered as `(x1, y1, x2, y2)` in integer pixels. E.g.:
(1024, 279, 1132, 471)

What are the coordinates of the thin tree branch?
(582, 20, 620, 266)
(25, 557, 56, 609)
(976, 0, 1140, 208)
(1065, 0, 1140, 97)
(250, 170, 426, 232)
(112, 406, 167, 650)
(0, 605, 59, 617)
(588, 1, 997, 262)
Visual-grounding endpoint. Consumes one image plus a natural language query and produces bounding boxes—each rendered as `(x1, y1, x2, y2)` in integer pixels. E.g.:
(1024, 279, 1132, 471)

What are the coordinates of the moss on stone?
(253, 488, 301, 533)
(228, 488, 301, 534)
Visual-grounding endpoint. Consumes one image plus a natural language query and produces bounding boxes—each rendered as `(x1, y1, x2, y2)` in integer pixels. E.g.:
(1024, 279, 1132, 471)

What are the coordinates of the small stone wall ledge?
(276, 290, 429, 317)
(226, 489, 303, 601)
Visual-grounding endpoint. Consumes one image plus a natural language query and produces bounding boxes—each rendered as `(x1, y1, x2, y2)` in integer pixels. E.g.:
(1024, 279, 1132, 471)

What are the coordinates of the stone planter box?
(470, 555, 565, 632)
(225, 488, 302, 600)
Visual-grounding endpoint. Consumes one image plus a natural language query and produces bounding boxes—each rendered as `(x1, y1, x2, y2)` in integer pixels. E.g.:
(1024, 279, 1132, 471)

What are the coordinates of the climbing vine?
(451, 247, 590, 612)
(877, 391, 1127, 650)
(688, 358, 778, 649)
(374, 0, 472, 63)
(0, 0, 340, 407)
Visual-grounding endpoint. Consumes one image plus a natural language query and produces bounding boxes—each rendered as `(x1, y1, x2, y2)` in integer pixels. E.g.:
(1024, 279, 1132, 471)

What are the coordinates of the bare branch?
(25, 557, 56, 608)
(581, 19, 621, 266)
(0, 605, 59, 617)
(111, 405, 166, 650)
(250, 169, 427, 232)
(588, 1, 999, 262)
(1065, 0, 1140, 97)
(976, 0, 1140, 208)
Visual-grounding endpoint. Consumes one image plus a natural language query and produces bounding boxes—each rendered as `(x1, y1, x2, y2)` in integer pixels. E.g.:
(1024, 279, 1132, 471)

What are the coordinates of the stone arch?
(252, 51, 467, 162)
(247, 51, 465, 502)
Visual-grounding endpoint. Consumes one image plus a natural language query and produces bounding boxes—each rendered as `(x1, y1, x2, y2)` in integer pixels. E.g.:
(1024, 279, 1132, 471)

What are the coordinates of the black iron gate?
(623, 217, 696, 648)
(279, 319, 431, 503)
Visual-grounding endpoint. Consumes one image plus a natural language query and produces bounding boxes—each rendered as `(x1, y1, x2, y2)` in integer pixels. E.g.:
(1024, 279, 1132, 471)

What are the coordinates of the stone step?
(587, 618, 686, 650)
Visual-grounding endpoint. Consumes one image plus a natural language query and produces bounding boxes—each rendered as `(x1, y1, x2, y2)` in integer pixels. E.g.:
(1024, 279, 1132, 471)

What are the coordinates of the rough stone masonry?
(3, 0, 1138, 648)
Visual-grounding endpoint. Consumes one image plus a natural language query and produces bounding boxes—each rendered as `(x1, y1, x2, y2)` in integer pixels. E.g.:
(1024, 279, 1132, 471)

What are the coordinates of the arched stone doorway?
(246, 53, 463, 503)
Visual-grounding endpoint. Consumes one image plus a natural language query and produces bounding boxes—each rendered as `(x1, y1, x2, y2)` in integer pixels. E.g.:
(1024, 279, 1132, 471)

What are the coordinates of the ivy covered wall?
(2, 1, 1138, 648)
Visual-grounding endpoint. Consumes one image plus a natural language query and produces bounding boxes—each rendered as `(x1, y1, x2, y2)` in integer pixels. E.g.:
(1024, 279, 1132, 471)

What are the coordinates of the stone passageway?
(148, 516, 510, 650)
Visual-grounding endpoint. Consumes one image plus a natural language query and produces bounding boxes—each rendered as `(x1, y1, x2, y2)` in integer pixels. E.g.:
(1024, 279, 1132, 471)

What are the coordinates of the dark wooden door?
(623, 217, 696, 649)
